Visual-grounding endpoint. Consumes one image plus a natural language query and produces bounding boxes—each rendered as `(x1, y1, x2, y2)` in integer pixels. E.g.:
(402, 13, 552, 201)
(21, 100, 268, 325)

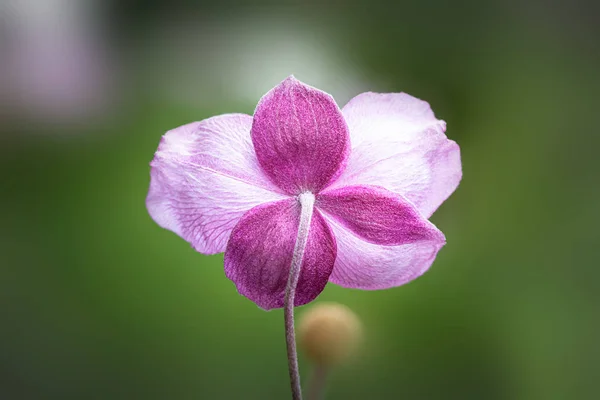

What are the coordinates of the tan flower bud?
(298, 302, 363, 366)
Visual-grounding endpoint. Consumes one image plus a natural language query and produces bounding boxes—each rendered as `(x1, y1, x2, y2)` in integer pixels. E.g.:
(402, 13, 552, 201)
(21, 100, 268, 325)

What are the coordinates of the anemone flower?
(146, 76, 461, 399)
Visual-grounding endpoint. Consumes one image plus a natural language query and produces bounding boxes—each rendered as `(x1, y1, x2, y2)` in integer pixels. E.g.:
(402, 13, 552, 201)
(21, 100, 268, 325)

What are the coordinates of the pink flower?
(147, 76, 461, 310)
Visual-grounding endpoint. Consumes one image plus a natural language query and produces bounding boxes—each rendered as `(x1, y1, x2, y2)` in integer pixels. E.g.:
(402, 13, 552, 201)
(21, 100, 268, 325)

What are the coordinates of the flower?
(146, 76, 461, 310)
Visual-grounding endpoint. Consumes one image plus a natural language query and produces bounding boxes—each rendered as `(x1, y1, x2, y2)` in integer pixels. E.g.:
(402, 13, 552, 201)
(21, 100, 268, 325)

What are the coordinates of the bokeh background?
(2, 0, 599, 399)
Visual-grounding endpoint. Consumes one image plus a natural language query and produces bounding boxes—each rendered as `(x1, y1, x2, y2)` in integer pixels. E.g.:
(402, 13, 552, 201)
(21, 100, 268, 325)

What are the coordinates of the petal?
(329, 92, 462, 218)
(251, 76, 350, 194)
(224, 199, 336, 310)
(317, 185, 445, 246)
(324, 214, 445, 290)
(146, 114, 287, 254)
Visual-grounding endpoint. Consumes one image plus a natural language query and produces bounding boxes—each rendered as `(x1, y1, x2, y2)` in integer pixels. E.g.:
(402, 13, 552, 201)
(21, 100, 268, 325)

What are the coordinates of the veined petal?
(251, 76, 350, 194)
(224, 199, 336, 310)
(325, 214, 445, 289)
(317, 185, 444, 246)
(146, 114, 286, 254)
(330, 92, 462, 218)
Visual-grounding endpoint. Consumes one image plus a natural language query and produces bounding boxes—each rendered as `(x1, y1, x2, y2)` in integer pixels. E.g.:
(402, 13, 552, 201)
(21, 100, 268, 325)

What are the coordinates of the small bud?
(298, 302, 363, 366)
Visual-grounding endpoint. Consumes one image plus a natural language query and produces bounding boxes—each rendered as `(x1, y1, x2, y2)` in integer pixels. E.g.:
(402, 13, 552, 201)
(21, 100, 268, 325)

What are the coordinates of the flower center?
(297, 191, 316, 208)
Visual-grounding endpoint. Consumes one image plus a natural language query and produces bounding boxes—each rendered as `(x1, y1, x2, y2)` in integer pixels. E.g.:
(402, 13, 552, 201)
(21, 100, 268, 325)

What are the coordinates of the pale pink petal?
(324, 215, 445, 290)
(146, 114, 286, 254)
(251, 76, 350, 195)
(224, 200, 336, 310)
(317, 185, 444, 245)
(330, 92, 462, 218)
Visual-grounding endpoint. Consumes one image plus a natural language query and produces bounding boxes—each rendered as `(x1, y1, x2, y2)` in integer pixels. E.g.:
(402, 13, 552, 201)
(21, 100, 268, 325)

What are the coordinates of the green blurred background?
(2, 0, 599, 399)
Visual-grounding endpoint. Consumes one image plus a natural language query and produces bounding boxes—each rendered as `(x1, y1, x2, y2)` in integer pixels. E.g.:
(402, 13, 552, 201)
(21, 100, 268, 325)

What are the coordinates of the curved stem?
(284, 192, 315, 400)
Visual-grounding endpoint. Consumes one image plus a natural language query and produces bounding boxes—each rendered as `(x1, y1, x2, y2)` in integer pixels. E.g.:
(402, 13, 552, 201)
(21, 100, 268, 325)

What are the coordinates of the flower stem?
(307, 365, 329, 400)
(284, 192, 315, 400)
